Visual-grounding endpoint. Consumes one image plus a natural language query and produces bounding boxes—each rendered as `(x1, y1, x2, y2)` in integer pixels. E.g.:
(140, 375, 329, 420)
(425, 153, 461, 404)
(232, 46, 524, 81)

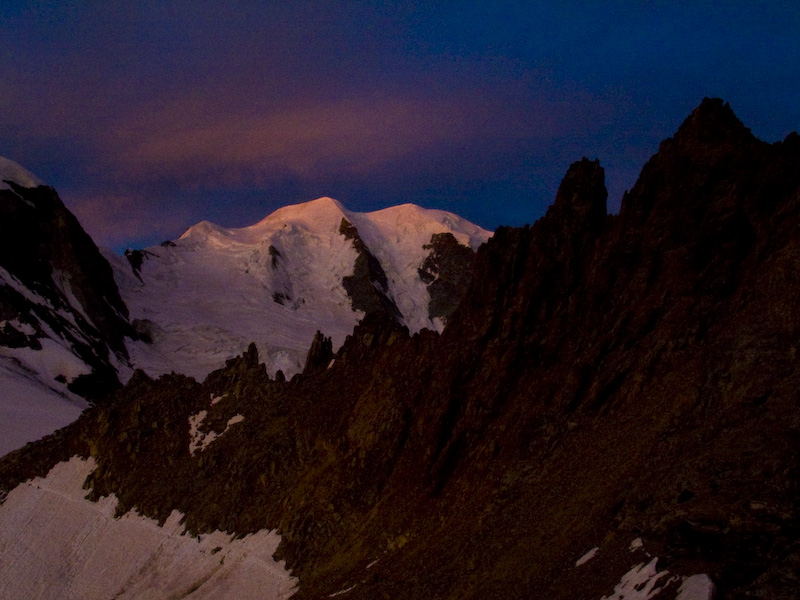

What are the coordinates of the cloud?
(1, 1, 618, 205)
(101, 91, 556, 188)
(65, 192, 192, 250)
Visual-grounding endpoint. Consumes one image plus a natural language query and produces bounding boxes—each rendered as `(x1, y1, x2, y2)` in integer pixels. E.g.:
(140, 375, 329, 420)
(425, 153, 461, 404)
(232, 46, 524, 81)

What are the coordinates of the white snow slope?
(0, 456, 297, 599)
(0, 361, 87, 457)
(113, 197, 491, 380)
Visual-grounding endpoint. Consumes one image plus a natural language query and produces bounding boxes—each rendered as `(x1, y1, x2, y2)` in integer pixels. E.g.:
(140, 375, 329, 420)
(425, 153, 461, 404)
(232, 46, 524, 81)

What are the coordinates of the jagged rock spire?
(547, 157, 607, 237)
(303, 330, 333, 374)
(672, 97, 754, 147)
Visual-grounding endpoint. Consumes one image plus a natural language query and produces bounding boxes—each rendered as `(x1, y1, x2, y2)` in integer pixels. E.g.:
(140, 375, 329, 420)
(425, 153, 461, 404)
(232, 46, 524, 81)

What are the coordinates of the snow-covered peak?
(258, 196, 348, 226)
(175, 197, 490, 252)
(0, 156, 45, 191)
(178, 197, 351, 248)
(178, 220, 233, 247)
(117, 196, 492, 381)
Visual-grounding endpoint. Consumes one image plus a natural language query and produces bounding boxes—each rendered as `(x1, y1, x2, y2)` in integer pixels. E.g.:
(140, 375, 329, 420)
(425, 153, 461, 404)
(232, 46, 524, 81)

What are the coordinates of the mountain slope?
(0, 456, 296, 599)
(115, 197, 490, 380)
(0, 158, 135, 455)
(2, 99, 799, 600)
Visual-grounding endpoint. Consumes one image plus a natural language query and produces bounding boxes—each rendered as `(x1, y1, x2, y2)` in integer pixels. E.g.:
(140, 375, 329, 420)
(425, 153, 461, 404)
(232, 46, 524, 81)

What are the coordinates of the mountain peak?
(309, 196, 343, 207)
(177, 219, 228, 244)
(178, 197, 350, 246)
(273, 195, 345, 215)
(618, 98, 765, 227)
(0, 156, 45, 191)
(547, 157, 607, 235)
(673, 97, 754, 147)
(251, 196, 349, 231)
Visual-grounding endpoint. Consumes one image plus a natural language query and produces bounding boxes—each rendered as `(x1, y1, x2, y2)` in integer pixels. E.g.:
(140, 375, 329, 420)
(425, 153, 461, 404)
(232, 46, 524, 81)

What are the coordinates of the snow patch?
(0, 337, 92, 384)
(188, 410, 209, 455)
(0, 362, 87, 456)
(431, 316, 446, 333)
(0, 266, 54, 309)
(676, 575, 715, 600)
(0, 319, 36, 336)
(52, 268, 95, 327)
(600, 558, 678, 600)
(0, 457, 297, 599)
(329, 585, 357, 597)
(189, 410, 245, 455)
(227, 414, 245, 426)
(576, 546, 600, 566)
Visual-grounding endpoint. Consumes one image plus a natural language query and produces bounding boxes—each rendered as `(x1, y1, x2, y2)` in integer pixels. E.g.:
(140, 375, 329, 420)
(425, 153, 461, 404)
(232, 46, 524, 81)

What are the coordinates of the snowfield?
(113, 197, 491, 381)
(0, 362, 87, 456)
(0, 457, 297, 600)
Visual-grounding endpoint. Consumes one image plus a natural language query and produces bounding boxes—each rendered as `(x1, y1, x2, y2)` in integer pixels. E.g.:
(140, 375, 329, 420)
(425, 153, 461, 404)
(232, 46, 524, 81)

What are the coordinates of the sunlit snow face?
(117, 197, 491, 383)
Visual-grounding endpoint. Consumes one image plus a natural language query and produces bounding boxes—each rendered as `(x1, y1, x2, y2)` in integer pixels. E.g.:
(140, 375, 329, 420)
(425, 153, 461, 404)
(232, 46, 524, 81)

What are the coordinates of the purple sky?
(2, 2, 799, 252)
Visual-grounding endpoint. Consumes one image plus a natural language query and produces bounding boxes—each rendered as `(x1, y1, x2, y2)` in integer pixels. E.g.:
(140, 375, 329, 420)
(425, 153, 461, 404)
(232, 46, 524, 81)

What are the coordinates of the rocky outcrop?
(418, 232, 476, 323)
(3, 99, 800, 600)
(302, 331, 334, 375)
(339, 218, 402, 321)
(123, 248, 156, 277)
(0, 181, 135, 400)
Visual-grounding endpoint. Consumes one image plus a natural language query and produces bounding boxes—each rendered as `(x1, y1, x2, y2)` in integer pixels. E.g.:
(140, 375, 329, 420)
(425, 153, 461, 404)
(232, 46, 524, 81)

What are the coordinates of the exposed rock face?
(123, 248, 156, 277)
(339, 218, 402, 321)
(418, 232, 476, 323)
(302, 331, 334, 375)
(0, 181, 134, 400)
(2, 99, 800, 600)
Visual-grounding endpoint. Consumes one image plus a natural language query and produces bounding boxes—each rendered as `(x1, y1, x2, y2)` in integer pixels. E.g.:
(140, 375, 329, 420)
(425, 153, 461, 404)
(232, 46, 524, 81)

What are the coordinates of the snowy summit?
(110, 197, 492, 381)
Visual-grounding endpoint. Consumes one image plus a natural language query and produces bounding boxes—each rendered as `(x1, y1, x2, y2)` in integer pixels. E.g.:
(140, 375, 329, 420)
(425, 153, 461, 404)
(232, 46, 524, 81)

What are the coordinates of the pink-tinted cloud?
(97, 87, 587, 189)
(2, 60, 578, 187)
(65, 193, 192, 249)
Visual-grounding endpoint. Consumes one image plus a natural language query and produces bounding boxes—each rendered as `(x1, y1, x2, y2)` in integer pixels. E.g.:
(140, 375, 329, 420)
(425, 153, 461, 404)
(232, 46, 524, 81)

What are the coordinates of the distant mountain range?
(2, 98, 800, 600)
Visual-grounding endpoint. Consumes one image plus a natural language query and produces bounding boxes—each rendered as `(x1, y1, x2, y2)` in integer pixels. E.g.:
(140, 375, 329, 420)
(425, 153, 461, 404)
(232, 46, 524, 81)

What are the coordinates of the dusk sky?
(2, 2, 799, 252)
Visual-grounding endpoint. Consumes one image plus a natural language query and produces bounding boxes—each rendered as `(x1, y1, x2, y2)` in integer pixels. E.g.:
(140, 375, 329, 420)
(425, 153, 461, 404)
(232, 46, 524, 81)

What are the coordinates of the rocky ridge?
(0, 174, 135, 401)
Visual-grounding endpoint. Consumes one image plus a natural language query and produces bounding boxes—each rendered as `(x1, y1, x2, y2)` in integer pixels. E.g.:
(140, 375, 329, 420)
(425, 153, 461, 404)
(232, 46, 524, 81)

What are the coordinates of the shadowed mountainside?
(0, 181, 135, 399)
